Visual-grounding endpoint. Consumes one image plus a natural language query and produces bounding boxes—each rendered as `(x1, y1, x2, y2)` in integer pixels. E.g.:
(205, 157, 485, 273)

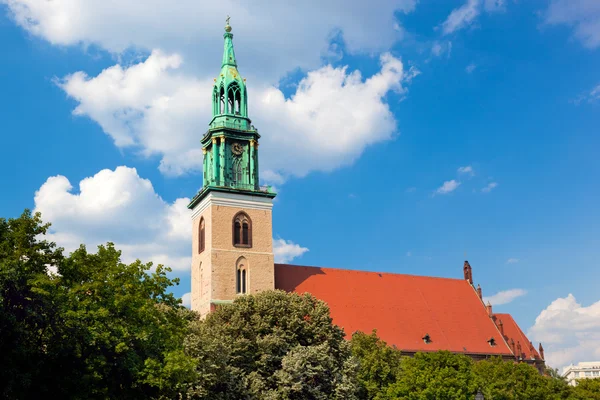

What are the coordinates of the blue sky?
(1, 0, 599, 369)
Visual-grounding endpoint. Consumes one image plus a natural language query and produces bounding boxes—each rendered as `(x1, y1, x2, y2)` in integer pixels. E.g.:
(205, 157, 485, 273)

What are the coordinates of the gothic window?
(213, 87, 219, 116)
(232, 211, 252, 247)
(198, 218, 205, 253)
(227, 82, 241, 115)
(236, 257, 247, 294)
(232, 158, 243, 185)
(219, 85, 225, 114)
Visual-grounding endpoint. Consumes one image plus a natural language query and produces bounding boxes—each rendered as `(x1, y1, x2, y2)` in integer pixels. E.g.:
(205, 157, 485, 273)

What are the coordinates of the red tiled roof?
(275, 264, 513, 356)
(494, 313, 540, 360)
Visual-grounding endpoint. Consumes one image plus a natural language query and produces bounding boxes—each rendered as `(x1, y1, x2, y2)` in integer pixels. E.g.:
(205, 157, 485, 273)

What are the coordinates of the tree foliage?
(0, 210, 193, 399)
(384, 351, 477, 400)
(184, 290, 359, 399)
(350, 330, 403, 399)
(570, 378, 600, 400)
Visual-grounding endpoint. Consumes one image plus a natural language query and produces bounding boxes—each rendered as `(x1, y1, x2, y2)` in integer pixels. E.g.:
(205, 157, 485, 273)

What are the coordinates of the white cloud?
(273, 239, 309, 264)
(481, 182, 498, 193)
(484, 288, 527, 306)
(457, 165, 474, 176)
(441, 0, 480, 35)
(34, 166, 308, 271)
(544, 0, 600, 49)
(2, 0, 417, 80)
(181, 292, 191, 308)
(465, 63, 477, 73)
(435, 179, 461, 195)
(58, 51, 414, 180)
(528, 294, 600, 369)
(506, 258, 519, 264)
(440, 0, 505, 36)
(34, 166, 193, 271)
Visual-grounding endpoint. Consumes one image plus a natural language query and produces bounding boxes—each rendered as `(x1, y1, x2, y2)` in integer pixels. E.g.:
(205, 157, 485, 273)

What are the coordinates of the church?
(188, 21, 545, 372)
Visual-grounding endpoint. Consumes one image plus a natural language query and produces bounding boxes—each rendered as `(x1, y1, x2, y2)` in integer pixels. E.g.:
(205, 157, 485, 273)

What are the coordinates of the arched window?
(236, 257, 247, 294)
(198, 218, 205, 253)
(213, 87, 219, 116)
(232, 211, 252, 247)
(227, 82, 241, 115)
(232, 158, 243, 185)
(219, 85, 225, 114)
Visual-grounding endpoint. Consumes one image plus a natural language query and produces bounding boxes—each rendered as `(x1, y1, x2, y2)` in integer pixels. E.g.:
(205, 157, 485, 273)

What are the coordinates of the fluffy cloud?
(483, 288, 527, 306)
(2, 0, 417, 80)
(528, 294, 600, 369)
(34, 166, 193, 271)
(34, 166, 308, 272)
(506, 258, 519, 264)
(273, 239, 309, 264)
(544, 0, 600, 49)
(435, 179, 461, 195)
(59, 51, 415, 180)
(481, 182, 498, 193)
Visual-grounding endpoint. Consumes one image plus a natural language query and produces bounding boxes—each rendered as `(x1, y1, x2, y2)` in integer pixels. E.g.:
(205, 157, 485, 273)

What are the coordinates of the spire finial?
(225, 15, 232, 32)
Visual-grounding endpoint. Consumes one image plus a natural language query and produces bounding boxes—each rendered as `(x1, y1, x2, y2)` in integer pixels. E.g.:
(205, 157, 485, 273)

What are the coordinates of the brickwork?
(191, 192, 275, 318)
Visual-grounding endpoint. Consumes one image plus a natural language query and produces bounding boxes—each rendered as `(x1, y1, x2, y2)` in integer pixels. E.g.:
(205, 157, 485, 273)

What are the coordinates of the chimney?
(498, 319, 504, 336)
(516, 341, 522, 359)
(486, 301, 493, 317)
(463, 261, 473, 284)
(477, 284, 482, 299)
(509, 338, 516, 356)
(539, 343, 545, 360)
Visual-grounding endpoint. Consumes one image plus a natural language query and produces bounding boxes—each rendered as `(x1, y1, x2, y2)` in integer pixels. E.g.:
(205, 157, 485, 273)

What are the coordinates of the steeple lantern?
(189, 18, 275, 209)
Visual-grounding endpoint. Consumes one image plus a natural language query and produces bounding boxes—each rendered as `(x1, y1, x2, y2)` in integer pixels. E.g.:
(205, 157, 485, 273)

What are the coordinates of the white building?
(563, 361, 600, 386)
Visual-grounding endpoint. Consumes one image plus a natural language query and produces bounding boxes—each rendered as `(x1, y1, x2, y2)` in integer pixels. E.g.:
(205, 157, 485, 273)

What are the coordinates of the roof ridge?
(275, 263, 466, 282)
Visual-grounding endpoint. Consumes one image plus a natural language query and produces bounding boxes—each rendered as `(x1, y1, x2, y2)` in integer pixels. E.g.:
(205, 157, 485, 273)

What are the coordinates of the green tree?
(350, 330, 403, 399)
(0, 210, 194, 399)
(184, 290, 359, 399)
(0, 210, 65, 397)
(570, 378, 600, 400)
(384, 351, 476, 400)
(473, 357, 571, 400)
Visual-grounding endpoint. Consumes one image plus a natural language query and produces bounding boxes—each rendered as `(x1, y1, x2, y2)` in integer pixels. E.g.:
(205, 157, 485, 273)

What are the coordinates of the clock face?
(231, 142, 244, 156)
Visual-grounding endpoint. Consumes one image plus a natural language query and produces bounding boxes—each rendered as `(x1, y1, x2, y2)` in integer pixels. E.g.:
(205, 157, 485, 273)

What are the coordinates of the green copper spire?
(188, 18, 275, 210)
(222, 16, 237, 67)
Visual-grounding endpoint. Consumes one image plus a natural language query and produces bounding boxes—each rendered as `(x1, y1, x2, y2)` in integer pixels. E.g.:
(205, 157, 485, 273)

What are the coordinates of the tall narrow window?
(236, 257, 248, 294)
(242, 269, 246, 293)
(219, 86, 225, 114)
(232, 212, 252, 247)
(242, 222, 249, 244)
(232, 158, 243, 185)
(234, 221, 241, 244)
(227, 82, 240, 115)
(198, 218, 205, 253)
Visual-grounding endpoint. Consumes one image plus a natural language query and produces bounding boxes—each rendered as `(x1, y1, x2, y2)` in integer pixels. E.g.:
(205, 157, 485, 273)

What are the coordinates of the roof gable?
(494, 313, 540, 360)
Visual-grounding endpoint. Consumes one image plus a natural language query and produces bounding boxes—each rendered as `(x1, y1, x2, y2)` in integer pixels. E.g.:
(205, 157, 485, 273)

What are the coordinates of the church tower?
(188, 20, 276, 316)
